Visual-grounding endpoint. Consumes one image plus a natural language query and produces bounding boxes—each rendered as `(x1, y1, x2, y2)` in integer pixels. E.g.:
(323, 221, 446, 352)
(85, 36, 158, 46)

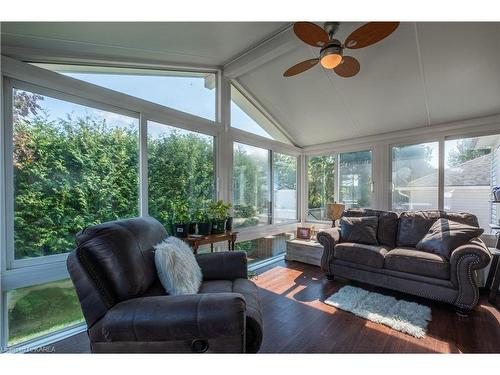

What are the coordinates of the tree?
(447, 139, 490, 167)
(12, 90, 215, 258)
(307, 155, 335, 220)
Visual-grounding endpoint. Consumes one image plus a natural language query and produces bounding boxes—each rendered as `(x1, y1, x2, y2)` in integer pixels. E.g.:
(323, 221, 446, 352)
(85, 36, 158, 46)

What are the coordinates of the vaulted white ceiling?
(0, 22, 288, 66)
(234, 22, 500, 146)
(1, 22, 499, 147)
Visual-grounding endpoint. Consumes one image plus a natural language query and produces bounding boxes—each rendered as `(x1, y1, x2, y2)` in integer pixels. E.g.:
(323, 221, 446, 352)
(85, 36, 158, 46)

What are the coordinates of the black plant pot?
(225, 217, 233, 231)
(188, 222, 197, 235)
(211, 219, 226, 234)
(173, 223, 190, 238)
(197, 221, 212, 236)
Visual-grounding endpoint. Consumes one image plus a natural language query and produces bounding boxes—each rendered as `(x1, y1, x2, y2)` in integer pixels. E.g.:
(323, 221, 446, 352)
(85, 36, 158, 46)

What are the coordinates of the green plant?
(170, 199, 190, 224)
(234, 204, 257, 218)
(207, 200, 232, 220)
(191, 208, 204, 223)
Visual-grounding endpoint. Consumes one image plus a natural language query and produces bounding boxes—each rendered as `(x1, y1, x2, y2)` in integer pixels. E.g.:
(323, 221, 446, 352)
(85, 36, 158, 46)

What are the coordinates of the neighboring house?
(395, 154, 493, 230)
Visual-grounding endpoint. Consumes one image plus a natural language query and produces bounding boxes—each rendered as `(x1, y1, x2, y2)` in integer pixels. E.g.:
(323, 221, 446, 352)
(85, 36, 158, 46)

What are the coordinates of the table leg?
(231, 238, 235, 251)
(193, 244, 198, 255)
(228, 240, 231, 252)
(486, 254, 500, 287)
(488, 257, 500, 305)
(210, 243, 214, 253)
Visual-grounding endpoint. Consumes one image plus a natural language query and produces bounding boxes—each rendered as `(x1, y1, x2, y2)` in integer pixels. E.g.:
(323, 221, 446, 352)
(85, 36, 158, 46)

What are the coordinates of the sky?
(40, 70, 273, 139)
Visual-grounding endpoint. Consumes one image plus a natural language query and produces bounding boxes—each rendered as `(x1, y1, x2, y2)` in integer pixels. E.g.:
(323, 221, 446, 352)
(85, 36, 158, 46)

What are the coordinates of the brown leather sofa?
(67, 216, 263, 353)
(317, 209, 492, 314)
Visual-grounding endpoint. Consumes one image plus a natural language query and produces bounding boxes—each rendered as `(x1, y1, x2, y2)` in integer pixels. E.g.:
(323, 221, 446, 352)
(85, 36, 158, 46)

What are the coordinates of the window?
(12, 88, 139, 259)
(235, 232, 295, 265)
(34, 64, 216, 121)
(445, 135, 500, 230)
(307, 155, 335, 221)
(339, 150, 373, 208)
(233, 143, 270, 228)
(273, 153, 298, 224)
(148, 121, 215, 230)
(391, 142, 439, 212)
(230, 84, 289, 143)
(7, 279, 84, 346)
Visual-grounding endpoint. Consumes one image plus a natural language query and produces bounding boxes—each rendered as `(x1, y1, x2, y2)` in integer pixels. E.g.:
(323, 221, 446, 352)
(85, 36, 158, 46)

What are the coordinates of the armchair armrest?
(450, 237, 492, 309)
(101, 293, 246, 344)
(195, 251, 247, 281)
(317, 227, 341, 274)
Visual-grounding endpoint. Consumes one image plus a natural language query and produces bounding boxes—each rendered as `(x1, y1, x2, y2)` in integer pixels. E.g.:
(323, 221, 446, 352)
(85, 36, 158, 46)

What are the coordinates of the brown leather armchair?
(67, 216, 263, 353)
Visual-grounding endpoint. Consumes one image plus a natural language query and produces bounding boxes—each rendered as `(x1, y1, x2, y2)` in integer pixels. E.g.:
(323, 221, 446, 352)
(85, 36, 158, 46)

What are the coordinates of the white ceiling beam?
(223, 24, 300, 79)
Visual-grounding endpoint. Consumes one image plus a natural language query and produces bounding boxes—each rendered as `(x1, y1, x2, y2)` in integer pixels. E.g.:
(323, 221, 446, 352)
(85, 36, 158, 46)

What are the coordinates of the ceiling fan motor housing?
(320, 39, 343, 60)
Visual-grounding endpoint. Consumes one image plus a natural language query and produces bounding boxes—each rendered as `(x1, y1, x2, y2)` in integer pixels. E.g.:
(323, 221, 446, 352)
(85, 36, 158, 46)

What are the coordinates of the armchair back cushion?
(75, 216, 167, 305)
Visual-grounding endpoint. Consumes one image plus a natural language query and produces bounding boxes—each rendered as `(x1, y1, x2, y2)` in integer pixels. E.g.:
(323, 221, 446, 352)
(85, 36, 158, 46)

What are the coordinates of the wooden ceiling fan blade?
(283, 58, 319, 77)
(293, 22, 329, 47)
(334, 56, 360, 78)
(344, 22, 399, 49)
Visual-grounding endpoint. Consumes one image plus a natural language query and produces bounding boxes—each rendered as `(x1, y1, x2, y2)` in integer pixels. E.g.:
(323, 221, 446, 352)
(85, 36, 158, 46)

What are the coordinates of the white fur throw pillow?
(154, 236, 202, 295)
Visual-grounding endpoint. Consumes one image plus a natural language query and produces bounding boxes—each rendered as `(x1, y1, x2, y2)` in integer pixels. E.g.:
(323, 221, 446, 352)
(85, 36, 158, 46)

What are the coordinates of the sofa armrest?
(317, 227, 341, 274)
(450, 238, 492, 309)
(101, 293, 246, 345)
(195, 251, 247, 281)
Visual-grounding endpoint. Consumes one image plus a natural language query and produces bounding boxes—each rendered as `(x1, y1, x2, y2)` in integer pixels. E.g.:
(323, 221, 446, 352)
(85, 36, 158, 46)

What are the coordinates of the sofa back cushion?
(75, 216, 167, 303)
(340, 216, 379, 245)
(343, 209, 399, 248)
(416, 218, 484, 260)
(396, 210, 442, 247)
(396, 210, 480, 248)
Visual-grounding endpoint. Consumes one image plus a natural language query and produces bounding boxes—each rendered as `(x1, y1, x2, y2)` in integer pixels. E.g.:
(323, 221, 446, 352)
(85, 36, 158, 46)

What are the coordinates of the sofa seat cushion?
(334, 242, 388, 268)
(384, 248, 450, 280)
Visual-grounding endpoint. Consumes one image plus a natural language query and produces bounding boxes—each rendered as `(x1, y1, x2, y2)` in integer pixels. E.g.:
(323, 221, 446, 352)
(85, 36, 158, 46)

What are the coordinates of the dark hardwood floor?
(47, 259, 500, 353)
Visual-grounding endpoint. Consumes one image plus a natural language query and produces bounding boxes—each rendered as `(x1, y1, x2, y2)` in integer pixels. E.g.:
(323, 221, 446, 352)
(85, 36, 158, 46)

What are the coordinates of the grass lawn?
(8, 279, 84, 346)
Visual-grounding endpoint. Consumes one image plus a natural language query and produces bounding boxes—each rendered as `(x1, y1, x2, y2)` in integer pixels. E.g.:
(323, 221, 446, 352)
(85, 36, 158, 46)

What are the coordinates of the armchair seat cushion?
(384, 248, 450, 280)
(334, 242, 388, 268)
(100, 293, 246, 342)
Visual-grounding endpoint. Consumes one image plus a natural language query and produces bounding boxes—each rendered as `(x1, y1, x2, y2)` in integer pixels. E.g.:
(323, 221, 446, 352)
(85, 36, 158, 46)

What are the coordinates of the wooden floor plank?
(44, 259, 500, 353)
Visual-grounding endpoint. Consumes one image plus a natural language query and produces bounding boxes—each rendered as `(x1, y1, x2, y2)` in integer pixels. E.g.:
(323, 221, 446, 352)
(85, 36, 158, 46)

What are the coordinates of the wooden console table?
(182, 231, 238, 254)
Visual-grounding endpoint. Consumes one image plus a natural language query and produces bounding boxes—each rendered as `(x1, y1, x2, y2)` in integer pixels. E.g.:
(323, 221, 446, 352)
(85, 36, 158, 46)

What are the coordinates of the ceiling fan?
(283, 22, 399, 78)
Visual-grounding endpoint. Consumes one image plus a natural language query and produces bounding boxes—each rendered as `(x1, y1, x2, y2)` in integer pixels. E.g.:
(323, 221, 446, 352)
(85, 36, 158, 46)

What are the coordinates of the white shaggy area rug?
(324, 286, 431, 338)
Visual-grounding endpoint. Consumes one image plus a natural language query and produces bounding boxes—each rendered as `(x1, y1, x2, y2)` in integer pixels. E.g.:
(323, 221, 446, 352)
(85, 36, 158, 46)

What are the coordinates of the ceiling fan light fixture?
(319, 43, 343, 69)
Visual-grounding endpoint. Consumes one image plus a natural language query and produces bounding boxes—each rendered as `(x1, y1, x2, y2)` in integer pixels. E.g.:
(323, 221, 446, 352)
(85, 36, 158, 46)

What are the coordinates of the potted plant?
(170, 199, 190, 238)
(207, 200, 231, 234)
(196, 210, 212, 236)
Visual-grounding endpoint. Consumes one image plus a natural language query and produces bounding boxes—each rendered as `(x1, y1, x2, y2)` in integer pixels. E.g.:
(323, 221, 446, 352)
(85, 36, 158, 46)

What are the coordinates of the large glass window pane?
(339, 150, 373, 208)
(230, 85, 289, 143)
(233, 143, 270, 228)
(235, 232, 295, 265)
(307, 155, 335, 221)
(34, 64, 216, 121)
(7, 279, 84, 346)
(148, 121, 215, 229)
(273, 153, 298, 224)
(445, 135, 500, 231)
(391, 142, 439, 212)
(13, 88, 139, 259)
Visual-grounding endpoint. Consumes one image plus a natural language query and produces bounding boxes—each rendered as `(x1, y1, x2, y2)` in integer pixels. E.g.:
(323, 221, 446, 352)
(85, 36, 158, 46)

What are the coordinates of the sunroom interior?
(0, 21, 499, 354)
